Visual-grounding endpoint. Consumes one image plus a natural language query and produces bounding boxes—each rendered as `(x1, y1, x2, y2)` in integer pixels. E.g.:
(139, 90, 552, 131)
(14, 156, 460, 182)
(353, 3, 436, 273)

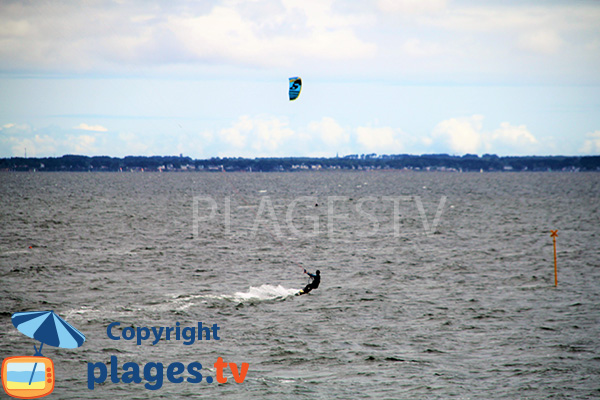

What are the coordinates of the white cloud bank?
(74, 123, 108, 132)
(67, 134, 97, 154)
(356, 125, 404, 153)
(517, 30, 564, 55)
(0, 115, 589, 158)
(309, 117, 349, 147)
(0, 0, 376, 74)
(431, 115, 539, 155)
(0, 123, 56, 157)
(580, 131, 600, 154)
(0, 123, 105, 157)
(219, 115, 295, 156)
(433, 115, 484, 154)
(0, 1, 598, 83)
(168, 2, 375, 69)
(377, 0, 447, 15)
(492, 122, 538, 149)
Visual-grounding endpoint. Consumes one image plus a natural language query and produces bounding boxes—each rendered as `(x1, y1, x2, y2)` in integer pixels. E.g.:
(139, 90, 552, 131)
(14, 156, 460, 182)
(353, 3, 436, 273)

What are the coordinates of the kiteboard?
(295, 289, 307, 296)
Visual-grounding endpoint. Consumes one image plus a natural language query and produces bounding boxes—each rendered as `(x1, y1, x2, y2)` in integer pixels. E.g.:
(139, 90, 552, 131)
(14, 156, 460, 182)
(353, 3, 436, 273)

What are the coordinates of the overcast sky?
(1, 0, 599, 158)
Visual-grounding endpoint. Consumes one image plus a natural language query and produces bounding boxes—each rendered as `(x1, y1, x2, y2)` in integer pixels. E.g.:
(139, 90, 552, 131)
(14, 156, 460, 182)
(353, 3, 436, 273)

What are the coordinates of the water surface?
(1, 171, 599, 399)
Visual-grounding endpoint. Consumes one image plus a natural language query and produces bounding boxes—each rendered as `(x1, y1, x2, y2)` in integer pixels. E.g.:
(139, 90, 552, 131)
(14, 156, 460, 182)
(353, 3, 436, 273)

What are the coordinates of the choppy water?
(1, 171, 599, 399)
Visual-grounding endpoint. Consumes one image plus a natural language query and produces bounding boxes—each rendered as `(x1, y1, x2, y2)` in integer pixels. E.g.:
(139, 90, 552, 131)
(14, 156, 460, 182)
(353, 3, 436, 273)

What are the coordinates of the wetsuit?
(302, 270, 320, 294)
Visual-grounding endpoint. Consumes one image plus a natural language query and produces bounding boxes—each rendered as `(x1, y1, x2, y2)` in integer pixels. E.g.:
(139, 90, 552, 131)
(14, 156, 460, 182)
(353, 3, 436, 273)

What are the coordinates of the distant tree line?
(1, 154, 599, 172)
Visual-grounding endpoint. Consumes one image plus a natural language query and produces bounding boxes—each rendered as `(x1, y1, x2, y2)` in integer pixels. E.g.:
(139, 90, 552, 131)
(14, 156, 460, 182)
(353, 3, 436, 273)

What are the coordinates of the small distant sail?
(289, 77, 302, 101)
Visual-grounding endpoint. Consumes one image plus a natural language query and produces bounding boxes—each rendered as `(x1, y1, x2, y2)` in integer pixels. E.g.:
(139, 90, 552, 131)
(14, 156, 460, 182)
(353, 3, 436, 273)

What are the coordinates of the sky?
(1, 0, 599, 158)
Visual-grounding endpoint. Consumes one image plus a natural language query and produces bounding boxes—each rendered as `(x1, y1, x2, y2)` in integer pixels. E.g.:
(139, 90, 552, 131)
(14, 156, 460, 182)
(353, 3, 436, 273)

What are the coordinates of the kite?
(289, 77, 302, 101)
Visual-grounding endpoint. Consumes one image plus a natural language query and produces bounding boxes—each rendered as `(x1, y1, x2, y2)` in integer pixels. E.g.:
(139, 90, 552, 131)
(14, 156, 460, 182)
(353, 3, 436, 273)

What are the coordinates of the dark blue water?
(1, 171, 599, 399)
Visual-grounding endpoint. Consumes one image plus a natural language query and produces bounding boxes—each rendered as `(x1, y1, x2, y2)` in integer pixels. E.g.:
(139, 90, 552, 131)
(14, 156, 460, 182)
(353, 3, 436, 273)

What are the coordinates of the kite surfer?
(297, 269, 320, 296)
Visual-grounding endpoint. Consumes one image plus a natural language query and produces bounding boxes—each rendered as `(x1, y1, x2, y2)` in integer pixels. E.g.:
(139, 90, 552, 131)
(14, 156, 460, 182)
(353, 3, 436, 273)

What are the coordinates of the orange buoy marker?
(550, 230, 558, 287)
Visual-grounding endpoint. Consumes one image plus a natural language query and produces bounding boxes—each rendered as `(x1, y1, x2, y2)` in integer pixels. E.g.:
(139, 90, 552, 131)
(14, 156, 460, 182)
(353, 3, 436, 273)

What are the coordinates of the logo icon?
(2, 311, 86, 399)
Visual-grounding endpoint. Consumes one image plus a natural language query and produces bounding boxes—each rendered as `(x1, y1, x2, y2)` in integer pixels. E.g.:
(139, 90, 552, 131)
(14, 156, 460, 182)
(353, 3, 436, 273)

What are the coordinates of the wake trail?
(232, 284, 298, 301)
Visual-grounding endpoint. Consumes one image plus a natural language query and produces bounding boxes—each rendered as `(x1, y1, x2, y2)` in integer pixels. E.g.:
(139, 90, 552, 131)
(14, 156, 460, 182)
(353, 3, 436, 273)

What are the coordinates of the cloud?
(308, 117, 349, 147)
(492, 122, 537, 146)
(117, 132, 153, 156)
(219, 115, 295, 156)
(580, 131, 600, 154)
(2, 121, 156, 157)
(167, 2, 375, 68)
(74, 123, 108, 132)
(173, 129, 213, 158)
(251, 116, 294, 152)
(430, 116, 539, 155)
(377, 0, 447, 15)
(0, 124, 57, 157)
(420, 6, 587, 34)
(0, 1, 375, 73)
(0, 1, 598, 84)
(402, 38, 443, 58)
(0, 123, 29, 133)
(490, 122, 538, 155)
(432, 115, 483, 154)
(21, 135, 58, 157)
(356, 125, 404, 153)
(517, 30, 563, 55)
(67, 134, 97, 154)
(397, 4, 600, 82)
(222, 116, 252, 148)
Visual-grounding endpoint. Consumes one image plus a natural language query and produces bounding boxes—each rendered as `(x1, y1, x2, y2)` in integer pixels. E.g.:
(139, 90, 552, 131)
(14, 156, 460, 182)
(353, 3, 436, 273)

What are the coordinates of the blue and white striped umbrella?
(12, 311, 86, 352)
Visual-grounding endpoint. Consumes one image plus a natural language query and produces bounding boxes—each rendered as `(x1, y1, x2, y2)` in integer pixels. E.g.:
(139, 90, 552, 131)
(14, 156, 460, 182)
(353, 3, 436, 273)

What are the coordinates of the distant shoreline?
(2, 154, 599, 172)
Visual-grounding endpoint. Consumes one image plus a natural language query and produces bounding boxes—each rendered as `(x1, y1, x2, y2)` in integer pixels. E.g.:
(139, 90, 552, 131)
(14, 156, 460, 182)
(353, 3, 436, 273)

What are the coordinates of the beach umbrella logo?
(2, 310, 86, 399)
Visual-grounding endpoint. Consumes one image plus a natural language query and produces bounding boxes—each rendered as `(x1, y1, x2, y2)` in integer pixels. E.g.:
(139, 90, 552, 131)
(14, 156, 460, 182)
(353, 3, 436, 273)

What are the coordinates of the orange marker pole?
(550, 230, 558, 287)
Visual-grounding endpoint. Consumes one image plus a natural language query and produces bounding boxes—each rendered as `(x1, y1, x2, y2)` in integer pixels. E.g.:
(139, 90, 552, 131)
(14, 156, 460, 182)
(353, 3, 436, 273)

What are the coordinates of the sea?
(0, 171, 599, 399)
